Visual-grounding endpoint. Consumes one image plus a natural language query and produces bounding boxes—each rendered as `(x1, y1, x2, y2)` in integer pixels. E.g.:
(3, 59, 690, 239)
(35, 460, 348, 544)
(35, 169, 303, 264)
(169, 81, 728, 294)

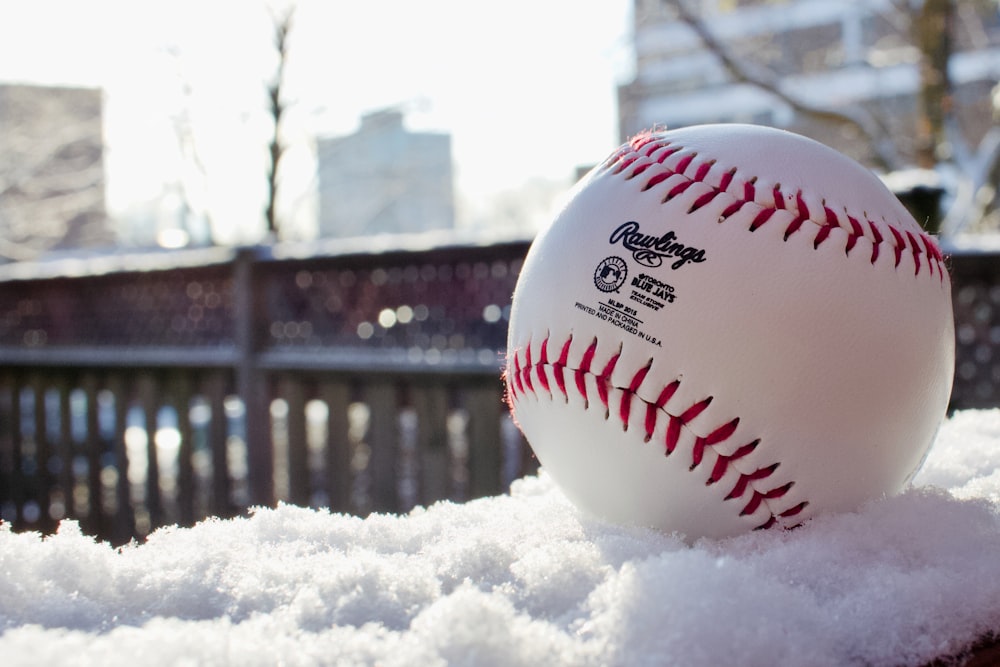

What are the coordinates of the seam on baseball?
(605, 131, 946, 280)
(505, 335, 809, 531)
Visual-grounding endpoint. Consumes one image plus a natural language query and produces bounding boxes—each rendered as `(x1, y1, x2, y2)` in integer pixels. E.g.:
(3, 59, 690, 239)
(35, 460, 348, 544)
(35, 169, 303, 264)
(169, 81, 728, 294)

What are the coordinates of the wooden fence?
(0, 236, 998, 544)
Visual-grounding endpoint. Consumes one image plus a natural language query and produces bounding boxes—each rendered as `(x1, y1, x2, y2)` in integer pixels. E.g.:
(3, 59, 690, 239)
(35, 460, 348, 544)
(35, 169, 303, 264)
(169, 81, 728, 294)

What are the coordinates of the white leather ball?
(505, 124, 955, 540)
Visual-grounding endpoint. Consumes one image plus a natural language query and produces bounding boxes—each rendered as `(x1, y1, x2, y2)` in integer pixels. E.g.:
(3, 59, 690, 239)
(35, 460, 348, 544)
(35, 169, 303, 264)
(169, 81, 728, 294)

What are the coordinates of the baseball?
(505, 124, 955, 540)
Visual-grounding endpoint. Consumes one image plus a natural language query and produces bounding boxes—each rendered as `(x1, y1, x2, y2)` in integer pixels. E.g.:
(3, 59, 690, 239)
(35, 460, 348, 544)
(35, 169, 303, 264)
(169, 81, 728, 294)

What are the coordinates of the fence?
(0, 235, 998, 544)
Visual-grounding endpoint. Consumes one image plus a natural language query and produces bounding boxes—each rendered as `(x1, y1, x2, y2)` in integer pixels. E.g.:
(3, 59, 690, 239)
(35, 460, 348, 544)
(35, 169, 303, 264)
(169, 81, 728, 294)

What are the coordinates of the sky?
(3, 408, 1000, 666)
(0, 0, 634, 245)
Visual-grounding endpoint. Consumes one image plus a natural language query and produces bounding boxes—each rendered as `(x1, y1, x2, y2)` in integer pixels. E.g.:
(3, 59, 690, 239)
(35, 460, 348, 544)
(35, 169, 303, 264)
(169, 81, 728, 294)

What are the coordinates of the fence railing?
(0, 235, 997, 544)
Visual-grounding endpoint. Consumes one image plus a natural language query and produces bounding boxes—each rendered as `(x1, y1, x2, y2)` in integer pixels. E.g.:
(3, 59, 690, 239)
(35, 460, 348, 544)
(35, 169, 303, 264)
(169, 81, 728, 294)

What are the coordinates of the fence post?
(31, 375, 55, 534)
(465, 379, 504, 499)
(320, 379, 352, 513)
(366, 379, 399, 514)
(234, 247, 273, 508)
(82, 373, 107, 536)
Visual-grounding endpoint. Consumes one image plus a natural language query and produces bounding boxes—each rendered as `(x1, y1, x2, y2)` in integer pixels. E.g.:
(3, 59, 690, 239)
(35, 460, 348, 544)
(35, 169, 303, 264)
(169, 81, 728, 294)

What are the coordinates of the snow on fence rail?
(0, 237, 996, 544)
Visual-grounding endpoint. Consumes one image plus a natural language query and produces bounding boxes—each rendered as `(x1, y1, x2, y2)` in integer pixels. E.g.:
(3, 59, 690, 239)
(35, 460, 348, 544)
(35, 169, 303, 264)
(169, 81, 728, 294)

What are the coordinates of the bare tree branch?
(912, 0, 955, 168)
(164, 44, 214, 243)
(667, 0, 901, 172)
(264, 3, 293, 239)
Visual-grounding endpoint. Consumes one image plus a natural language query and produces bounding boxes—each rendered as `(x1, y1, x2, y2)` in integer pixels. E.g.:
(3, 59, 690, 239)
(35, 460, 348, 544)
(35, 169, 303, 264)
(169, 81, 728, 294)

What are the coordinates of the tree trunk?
(913, 0, 955, 170)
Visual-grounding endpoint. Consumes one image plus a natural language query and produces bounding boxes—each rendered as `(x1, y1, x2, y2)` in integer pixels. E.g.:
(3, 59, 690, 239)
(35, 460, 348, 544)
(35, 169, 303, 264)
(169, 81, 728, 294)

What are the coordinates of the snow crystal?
(3, 410, 1000, 666)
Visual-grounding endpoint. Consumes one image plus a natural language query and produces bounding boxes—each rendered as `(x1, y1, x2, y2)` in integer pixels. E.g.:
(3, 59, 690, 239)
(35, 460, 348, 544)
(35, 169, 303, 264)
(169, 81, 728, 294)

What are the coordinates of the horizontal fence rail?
(0, 237, 997, 544)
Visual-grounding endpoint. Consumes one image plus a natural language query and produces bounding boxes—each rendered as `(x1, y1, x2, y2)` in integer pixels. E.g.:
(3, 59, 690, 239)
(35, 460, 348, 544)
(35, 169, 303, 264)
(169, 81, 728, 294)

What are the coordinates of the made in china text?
(574, 300, 662, 347)
(609, 221, 707, 270)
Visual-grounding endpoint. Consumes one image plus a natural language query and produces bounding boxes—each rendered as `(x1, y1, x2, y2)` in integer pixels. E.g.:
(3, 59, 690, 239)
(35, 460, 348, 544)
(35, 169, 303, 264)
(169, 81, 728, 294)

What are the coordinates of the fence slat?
(320, 379, 352, 513)
(82, 373, 104, 536)
(281, 375, 310, 507)
(204, 371, 230, 518)
(31, 375, 54, 533)
(413, 383, 450, 506)
(0, 373, 24, 530)
(107, 374, 134, 544)
(172, 373, 196, 527)
(366, 380, 399, 514)
(137, 374, 162, 531)
(465, 380, 504, 499)
(56, 378, 73, 522)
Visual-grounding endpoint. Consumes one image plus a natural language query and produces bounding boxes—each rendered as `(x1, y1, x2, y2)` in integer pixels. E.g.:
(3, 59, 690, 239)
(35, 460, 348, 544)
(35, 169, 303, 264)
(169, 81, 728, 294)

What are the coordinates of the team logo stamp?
(594, 256, 628, 293)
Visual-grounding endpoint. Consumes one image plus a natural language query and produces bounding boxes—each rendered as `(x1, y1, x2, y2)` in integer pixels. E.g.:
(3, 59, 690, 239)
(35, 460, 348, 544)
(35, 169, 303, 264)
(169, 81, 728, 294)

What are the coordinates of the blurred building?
(316, 109, 455, 238)
(0, 84, 110, 261)
(618, 0, 1000, 168)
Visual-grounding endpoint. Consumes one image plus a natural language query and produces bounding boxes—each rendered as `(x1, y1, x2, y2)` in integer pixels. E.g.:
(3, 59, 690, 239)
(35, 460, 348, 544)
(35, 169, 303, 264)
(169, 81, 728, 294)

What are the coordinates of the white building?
(0, 84, 110, 260)
(618, 0, 1000, 169)
(316, 109, 455, 239)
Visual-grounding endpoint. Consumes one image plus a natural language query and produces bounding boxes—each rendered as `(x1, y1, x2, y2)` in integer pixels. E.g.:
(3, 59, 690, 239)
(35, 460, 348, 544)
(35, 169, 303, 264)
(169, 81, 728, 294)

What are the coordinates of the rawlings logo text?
(610, 221, 707, 269)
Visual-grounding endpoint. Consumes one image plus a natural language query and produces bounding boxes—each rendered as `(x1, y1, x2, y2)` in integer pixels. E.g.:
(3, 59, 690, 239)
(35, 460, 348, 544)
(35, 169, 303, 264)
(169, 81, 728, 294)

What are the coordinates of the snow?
(4, 411, 1000, 667)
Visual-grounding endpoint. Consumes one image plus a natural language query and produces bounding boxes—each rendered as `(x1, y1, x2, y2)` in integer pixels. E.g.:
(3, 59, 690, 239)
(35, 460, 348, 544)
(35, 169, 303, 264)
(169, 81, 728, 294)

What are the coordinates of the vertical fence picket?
(204, 371, 230, 518)
(82, 373, 104, 537)
(281, 375, 310, 507)
(56, 378, 73, 524)
(107, 373, 134, 544)
(31, 375, 54, 534)
(0, 374, 11, 526)
(320, 379, 352, 513)
(464, 379, 504, 499)
(413, 382, 450, 506)
(1, 373, 24, 530)
(137, 374, 162, 532)
(365, 380, 399, 514)
(172, 372, 196, 527)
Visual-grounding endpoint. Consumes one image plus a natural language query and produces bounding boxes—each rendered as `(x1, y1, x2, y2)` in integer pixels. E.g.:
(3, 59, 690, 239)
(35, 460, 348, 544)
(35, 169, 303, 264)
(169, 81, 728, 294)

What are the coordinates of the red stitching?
(630, 162, 653, 179)
(813, 222, 834, 249)
(707, 439, 759, 484)
(646, 380, 679, 442)
(521, 344, 535, 394)
(720, 199, 747, 220)
(643, 141, 666, 158)
(868, 219, 883, 264)
(691, 418, 740, 470)
(845, 213, 863, 254)
(576, 338, 598, 408)
(656, 146, 682, 164)
(749, 207, 776, 232)
(783, 192, 810, 241)
(596, 350, 620, 414)
(664, 179, 695, 202)
(630, 133, 662, 152)
(608, 134, 946, 278)
(906, 230, 924, 277)
(667, 396, 713, 456)
(535, 337, 551, 394)
(620, 359, 652, 431)
(725, 463, 780, 501)
(643, 171, 671, 191)
(511, 351, 524, 397)
(718, 167, 736, 192)
(693, 159, 714, 182)
(773, 185, 786, 209)
(674, 152, 697, 175)
(689, 189, 721, 213)
(508, 339, 802, 531)
(614, 155, 640, 175)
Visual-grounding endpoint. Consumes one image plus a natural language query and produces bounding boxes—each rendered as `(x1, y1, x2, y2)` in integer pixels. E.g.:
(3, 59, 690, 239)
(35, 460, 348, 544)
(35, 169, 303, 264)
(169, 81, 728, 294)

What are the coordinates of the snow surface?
(4, 410, 1000, 667)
